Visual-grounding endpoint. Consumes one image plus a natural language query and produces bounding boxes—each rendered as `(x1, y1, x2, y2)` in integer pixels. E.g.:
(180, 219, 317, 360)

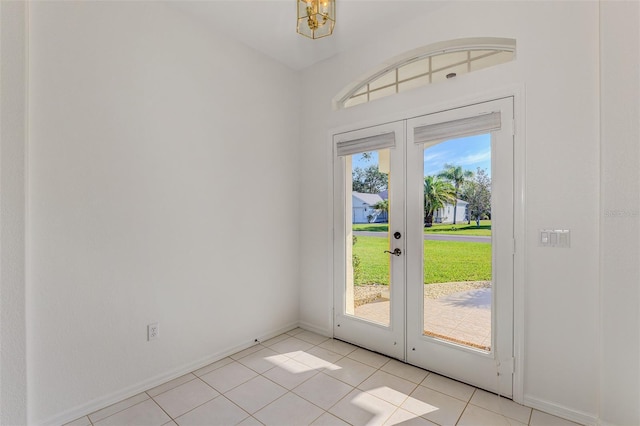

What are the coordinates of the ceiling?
(168, 1, 445, 71)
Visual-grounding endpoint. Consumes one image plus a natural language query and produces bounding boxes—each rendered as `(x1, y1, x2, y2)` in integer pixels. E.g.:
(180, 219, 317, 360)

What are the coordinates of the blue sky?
(423, 134, 491, 177)
(351, 133, 491, 177)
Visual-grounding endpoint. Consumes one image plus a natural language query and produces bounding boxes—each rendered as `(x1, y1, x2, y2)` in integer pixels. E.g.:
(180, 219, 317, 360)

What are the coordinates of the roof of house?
(352, 192, 384, 206)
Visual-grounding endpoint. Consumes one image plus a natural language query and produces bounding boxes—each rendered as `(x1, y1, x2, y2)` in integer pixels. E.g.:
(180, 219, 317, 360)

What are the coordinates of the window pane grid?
(342, 48, 514, 108)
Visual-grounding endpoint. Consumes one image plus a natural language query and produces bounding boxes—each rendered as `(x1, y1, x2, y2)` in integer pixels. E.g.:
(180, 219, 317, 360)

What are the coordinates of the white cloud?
(457, 149, 491, 166)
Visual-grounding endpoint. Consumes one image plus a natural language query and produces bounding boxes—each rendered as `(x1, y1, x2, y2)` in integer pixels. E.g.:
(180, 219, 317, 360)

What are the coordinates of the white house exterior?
(352, 192, 387, 223)
(433, 199, 468, 224)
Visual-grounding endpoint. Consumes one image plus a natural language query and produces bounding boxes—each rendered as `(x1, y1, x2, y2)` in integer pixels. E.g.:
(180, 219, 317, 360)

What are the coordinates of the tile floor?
(66, 328, 582, 426)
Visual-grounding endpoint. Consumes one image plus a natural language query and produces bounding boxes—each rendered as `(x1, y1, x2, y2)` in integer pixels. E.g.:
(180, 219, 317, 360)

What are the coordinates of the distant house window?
(336, 38, 516, 109)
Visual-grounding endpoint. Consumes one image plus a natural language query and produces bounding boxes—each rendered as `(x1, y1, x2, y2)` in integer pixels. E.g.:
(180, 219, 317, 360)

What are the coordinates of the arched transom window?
(338, 38, 516, 109)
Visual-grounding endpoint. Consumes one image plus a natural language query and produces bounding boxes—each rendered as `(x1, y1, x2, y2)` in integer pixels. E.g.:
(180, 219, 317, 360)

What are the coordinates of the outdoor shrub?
(352, 254, 362, 283)
(352, 235, 362, 283)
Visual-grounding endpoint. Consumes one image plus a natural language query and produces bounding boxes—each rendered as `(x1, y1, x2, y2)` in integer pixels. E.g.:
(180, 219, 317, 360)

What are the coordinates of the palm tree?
(437, 164, 473, 224)
(424, 176, 455, 226)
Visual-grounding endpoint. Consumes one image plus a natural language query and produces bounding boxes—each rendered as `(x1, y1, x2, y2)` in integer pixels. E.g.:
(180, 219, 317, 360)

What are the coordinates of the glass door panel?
(347, 149, 391, 326)
(333, 122, 405, 360)
(422, 135, 493, 351)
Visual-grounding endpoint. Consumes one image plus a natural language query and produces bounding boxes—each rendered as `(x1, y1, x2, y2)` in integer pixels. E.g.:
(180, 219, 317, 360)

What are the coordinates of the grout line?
(88, 330, 532, 426)
(147, 397, 174, 424)
(88, 395, 151, 425)
(455, 388, 477, 425)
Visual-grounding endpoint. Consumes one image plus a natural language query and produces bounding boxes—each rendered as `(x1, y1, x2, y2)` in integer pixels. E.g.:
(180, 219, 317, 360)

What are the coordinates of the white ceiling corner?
(168, 0, 445, 71)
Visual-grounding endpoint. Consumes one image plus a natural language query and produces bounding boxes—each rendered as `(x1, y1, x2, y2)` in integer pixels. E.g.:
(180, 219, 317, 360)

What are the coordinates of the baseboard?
(524, 394, 598, 426)
(297, 320, 331, 337)
(43, 321, 299, 426)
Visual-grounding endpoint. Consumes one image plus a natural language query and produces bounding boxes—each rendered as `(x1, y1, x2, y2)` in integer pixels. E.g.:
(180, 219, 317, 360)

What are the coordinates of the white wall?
(4, 1, 638, 424)
(599, 2, 640, 425)
(0, 1, 28, 425)
(27, 2, 300, 424)
(298, 2, 601, 423)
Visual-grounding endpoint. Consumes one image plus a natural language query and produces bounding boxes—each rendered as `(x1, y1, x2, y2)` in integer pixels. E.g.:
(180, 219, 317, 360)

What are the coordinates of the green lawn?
(353, 220, 491, 236)
(352, 236, 491, 285)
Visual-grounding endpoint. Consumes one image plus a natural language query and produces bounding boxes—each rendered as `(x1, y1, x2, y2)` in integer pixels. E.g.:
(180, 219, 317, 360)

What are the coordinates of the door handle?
(384, 248, 402, 256)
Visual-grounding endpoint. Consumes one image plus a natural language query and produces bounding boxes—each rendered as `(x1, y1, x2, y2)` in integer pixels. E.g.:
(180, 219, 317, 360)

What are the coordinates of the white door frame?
(329, 90, 526, 403)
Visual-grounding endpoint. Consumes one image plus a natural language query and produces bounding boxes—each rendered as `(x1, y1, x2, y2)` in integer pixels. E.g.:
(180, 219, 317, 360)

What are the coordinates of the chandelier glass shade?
(297, 0, 335, 39)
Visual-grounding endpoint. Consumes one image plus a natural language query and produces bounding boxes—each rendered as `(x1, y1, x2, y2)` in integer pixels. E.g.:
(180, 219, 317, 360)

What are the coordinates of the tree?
(373, 199, 389, 223)
(460, 168, 492, 226)
(352, 164, 388, 194)
(438, 163, 473, 224)
(424, 176, 456, 226)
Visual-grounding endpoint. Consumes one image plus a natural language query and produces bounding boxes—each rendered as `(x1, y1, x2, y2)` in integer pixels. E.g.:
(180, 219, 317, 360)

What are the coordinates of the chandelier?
(297, 0, 336, 39)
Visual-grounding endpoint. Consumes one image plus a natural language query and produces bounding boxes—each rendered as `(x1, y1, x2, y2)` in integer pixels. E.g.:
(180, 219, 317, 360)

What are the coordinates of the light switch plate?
(539, 229, 570, 248)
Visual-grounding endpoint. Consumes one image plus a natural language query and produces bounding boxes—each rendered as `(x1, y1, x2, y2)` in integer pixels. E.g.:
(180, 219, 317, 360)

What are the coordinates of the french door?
(333, 98, 515, 396)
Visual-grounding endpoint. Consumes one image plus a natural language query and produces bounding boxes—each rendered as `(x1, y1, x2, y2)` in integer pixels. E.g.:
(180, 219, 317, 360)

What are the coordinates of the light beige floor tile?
(152, 378, 219, 418)
(63, 416, 91, 426)
(254, 392, 324, 426)
(295, 330, 330, 345)
(420, 373, 475, 402)
(329, 389, 397, 426)
(293, 346, 343, 371)
(200, 361, 258, 393)
(260, 334, 290, 347)
(401, 385, 466, 426)
(380, 360, 429, 384)
(311, 412, 350, 426)
(324, 357, 377, 387)
(193, 357, 234, 377)
(236, 347, 287, 374)
(89, 392, 149, 423)
(230, 344, 264, 360)
(383, 408, 438, 426)
(318, 339, 358, 356)
(162, 422, 178, 426)
(174, 395, 249, 426)
(293, 373, 353, 410)
(237, 416, 264, 426)
(224, 376, 287, 414)
(286, 327, 305, 336)
(358, 370, 417, 406)
(529, 409, 581, 426)
(470, 389, 532, 424)
(347, 348, 390, 369)
(94, 399, 170, 426)
(458, 404, 527, 426)
(268, 337, 315, 356)
(262, 358, 319, 390)
(147, 374, 197, 397)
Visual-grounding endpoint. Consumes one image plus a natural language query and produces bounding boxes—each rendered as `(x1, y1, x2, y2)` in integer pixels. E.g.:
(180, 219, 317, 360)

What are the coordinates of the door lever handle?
(384, 248, 402, 256)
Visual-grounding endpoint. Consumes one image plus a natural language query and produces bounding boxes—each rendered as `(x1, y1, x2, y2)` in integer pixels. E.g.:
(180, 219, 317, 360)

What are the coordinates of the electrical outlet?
(147, 323, 159, 341)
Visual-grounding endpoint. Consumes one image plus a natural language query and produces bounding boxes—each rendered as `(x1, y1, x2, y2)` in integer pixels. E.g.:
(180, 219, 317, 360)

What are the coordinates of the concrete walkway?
(354, 288, 492, 350)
